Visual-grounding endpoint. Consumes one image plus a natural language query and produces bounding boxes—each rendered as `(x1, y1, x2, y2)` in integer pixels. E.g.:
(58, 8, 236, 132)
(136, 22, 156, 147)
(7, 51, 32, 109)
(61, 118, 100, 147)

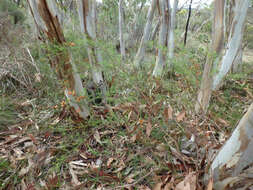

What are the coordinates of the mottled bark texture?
(27, 0, 90, 119)
(212, 0, 250, 90)
(152, 0, 169, 77)
(134, 0, 157, 68)
(78, 0, 107, 103)
(210, 103, 253, 190)
(195, 0, 225, 114)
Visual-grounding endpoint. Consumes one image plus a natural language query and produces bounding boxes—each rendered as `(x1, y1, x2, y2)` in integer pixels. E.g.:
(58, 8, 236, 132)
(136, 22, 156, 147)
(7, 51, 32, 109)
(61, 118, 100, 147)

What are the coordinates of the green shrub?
(0, 0, 25, 24)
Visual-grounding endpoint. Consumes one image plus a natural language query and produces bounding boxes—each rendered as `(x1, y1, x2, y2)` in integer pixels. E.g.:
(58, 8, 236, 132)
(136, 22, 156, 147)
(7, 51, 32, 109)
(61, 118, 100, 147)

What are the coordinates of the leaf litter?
(0, 73, 252, 189)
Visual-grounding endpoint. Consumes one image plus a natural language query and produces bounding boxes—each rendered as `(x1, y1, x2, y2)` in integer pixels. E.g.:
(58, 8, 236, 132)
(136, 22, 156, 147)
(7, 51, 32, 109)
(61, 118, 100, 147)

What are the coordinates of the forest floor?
(1, 54, 253, 190)
(1, 19, 253, 189)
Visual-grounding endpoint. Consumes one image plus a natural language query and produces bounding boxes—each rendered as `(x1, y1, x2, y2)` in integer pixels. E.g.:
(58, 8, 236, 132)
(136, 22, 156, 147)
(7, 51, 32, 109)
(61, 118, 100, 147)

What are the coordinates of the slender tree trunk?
(119, 0, 126, 58)
(209, 103, 253, 190)
(150, 19, 160, 41)
(231, 44, 243, 73)
(152, 0, 169, 77)
(183, 0, 193, 46)
(127, 2, 144, 49)
(168, 0, 178, 60)
(134, 0, 157, 68)
(77, 0, 107, 103)
(212, 0, 250, 90)
(27, 0, 90, 119)
(195, 0, 225, 114)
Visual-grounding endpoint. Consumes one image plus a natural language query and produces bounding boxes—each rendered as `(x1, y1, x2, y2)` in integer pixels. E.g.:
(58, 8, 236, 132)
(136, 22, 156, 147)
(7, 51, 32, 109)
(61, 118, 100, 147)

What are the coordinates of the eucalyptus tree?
(195, 0, 225, 114)
(212, 0, 250, 90)
(152, 0, 170, 77)
(183, 0, 193, 46)
(168, 0, 178, 60)
(134, 0, 157, 68)
(127, 0, 145, 48)
(196, 0, 250, 113)
(77, 0, 107, 103)
(119, 0, 126, 58)
(150, 19, 160, 41)
(209, 103, 253, 189)
(27, 0, 90, 119)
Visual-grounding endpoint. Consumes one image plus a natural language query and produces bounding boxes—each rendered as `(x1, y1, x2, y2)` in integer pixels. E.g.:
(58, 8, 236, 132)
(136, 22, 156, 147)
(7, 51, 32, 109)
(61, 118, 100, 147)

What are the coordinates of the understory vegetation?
(0, 1, 253, 189)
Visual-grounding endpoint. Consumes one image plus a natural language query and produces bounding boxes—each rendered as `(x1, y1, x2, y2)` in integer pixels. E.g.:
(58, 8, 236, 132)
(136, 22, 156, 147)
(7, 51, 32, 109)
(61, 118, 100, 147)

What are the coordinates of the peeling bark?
(134, 0, 157, 68)
(27, 0, 90, 119)
(195, 0, 225, 114)
(152, 0, 169, 77)
(212, 0, 250, 90)
(210, 103, 253, 190)
(78, 0, 106, 103)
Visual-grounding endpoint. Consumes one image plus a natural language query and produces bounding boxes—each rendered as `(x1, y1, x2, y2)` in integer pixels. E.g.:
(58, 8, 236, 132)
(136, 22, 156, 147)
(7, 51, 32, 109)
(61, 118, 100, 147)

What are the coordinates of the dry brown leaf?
(163, 106, 173, 122)
(167, 106, 173, 120)
(217, 118, 229, 126)
(152, 182, 163, 190)
(206, 177, 213, 190)
(175, 172, 196, 190)
(107, 157, 114, 167)
(146, 122, 152, 137)
(176, 111, 186, 122)
(130, 134, 137, 142)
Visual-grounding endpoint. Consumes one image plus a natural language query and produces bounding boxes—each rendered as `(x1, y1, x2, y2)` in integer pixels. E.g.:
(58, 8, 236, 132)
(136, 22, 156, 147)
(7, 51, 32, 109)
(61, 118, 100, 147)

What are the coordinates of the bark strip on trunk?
(210, 103, 253, 190)
(212, 0, 250, 90)
(152, 0, 169, 77)
(27, 0, 90, 119)
(195, 0, 225, 114)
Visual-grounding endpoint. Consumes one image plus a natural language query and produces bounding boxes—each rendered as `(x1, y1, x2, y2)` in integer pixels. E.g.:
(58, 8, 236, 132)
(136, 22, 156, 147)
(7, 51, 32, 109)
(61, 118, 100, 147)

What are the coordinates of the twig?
(26, 47, 40, 73)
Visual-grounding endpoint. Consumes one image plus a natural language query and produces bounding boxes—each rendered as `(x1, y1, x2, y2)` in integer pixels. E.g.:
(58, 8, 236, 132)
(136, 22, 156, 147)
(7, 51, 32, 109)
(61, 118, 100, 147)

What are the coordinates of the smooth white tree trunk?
(195, 0, 225, 114)
(78, 0, 106, 103)
(119, 0, 126, 58)
(27, 0, 90, 119)
(210, 103, 253, 190)
(134, 0, 157, 68)
(212, 0, 250, 90)
(168, 0, 178, 60)
(152, 0, 169, 77)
